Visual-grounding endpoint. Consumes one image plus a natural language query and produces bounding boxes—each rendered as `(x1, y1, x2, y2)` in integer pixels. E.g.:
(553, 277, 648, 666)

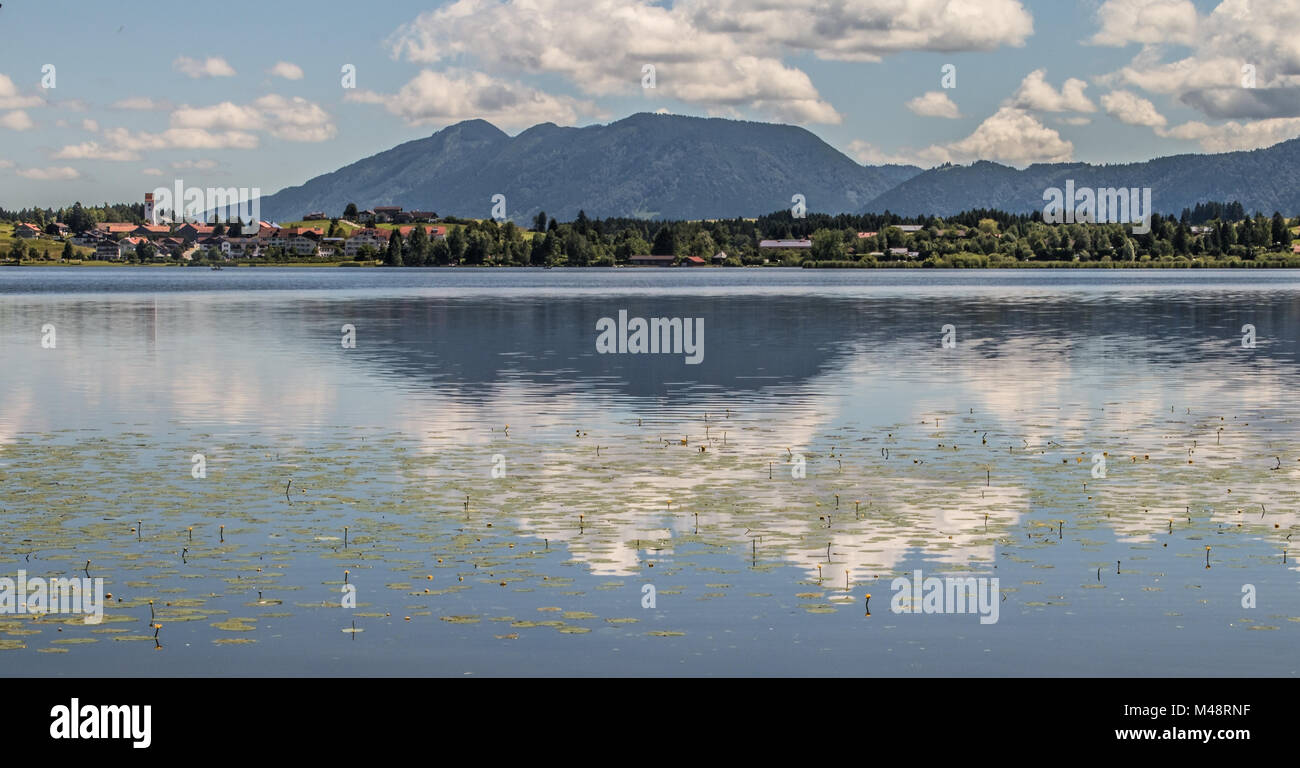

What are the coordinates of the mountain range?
(258, 113, 1300, 222)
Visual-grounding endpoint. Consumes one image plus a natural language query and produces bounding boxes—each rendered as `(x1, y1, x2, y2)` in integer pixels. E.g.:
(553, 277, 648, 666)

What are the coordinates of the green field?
(0, 223, 94, 261)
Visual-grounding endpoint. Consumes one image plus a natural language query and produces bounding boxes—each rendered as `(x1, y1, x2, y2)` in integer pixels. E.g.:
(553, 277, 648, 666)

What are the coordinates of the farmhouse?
(95, 240, 124, 260)
(14, 223, 41, 238)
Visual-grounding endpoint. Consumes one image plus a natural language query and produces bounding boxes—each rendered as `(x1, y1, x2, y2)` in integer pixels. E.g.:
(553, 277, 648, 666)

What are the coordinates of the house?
(888, 247, 920, 259)
(373, 206, 403, 223)
(893, 224, 923, 233)
(221, 238, 262, 258)
(759, 239, 812, 250)
(132, 224, 172, 239)
(71, 231, 103, 248)
(319, 237, 345, 258)
(176, 223, 216, 241)
(396, 224, 447, 239)
(344, 228, 390, 257)
(95, 240, 124, 260)
(680, 255, 706, 266)
(629, 254, 676, 266)
(856, 231, 878, 239)
(14, 223, 41, 238)
(96, 222, 137, 236)
(711, 251, 728, 265)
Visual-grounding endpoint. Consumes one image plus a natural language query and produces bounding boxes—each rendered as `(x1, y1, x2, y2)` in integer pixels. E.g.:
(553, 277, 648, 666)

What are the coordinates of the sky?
(1, 0, 1298, 209)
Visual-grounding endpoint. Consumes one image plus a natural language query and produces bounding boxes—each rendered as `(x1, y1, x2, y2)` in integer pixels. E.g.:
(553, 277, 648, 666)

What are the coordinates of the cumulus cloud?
(268, 61, 304, 80)
(0, 74, 44, 109)
(53, 141, 140, 161)
(142, 168, 164, 176)
(17, 166, 80, 180)
(906, 91, 961, 119)
(927, 106, 1074, 165)
(1158, 117, 1300, 152)
(1009, 69, 1096, 112)
(173, 56, 237, 79)
(1100, 2, 1300, 124)
(383, 0, 1029, 124)
(0, 110, 34, 131)
(346, 69, 601, 130)
(848, 140, 926, 166)
(103, 125, 259, 151)
(169, 95, 335, 141)
(1100, 90, 1167, 127)
(81, 118, 99, 132)
(1089, 0, 1197, 46)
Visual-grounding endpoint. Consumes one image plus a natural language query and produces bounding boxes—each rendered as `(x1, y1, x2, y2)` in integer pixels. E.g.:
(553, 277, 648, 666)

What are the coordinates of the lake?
(2, 267, 1298, 676)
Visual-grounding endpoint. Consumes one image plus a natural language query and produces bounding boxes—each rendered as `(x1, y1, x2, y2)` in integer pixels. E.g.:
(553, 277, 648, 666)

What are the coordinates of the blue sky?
(1, 0, 1296, 209)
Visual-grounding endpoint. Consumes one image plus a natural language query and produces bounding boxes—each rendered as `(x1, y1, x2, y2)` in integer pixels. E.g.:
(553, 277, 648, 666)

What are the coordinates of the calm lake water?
(2, 267, 1299, 676)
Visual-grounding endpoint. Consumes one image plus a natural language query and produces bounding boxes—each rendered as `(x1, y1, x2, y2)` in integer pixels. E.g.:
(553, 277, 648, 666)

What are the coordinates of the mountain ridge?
(258, 113, 1300, 222)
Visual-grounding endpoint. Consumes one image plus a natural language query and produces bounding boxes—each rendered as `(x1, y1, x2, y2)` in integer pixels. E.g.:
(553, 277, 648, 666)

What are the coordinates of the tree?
(385, 230, 404, 266)
(446, 227, 466, 263)
(344, 202, 358, 219)
(213, 222, 226, 237)
(651, 225, 677, 255)
(61, 241, 74, 261)
(1272, 212, 1291, 248)
(810, 229, 845, 260)
(406, 225, 429, 266)
(533, 211, 548, 232)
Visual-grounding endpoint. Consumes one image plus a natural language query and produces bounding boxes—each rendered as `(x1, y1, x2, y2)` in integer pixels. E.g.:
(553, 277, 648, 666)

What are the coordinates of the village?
(4, 195, 450, 263)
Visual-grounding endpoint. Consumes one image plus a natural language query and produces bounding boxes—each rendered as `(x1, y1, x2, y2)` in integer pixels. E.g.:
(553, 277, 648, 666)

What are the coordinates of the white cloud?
(1009, 69, 1096, 112)
(268, 61, 304, 80)
(0, 74, 44, 109)
(53, 141, 140, 161)
(847, 140, 925, 166)
(169, 95, 335, 142)
(173, 56, 237, 79)
(111, 96, 172, 111)
(1099, 2, 1300, 123)
(17, 166, 80, 181)
(104, 126, 259, 151)
(0, 159, 13, 169)
(0, 110, 34, 131)
(1100, 89, 1167, 127)
(142, 168, 164, 176)
(928, 106, 1074, 165)
(1158, 117, 1300, 152)
(385, 0, 978, 124)
(346, 69, 600, 130)
(1089, 0, 1197, 46)
(1058, 116, 1092, 126)
(251, 94, 336, 141)
(82, 118, 99, 132)
(680, 0, 1034, 62)
(906, 91, 961, 119)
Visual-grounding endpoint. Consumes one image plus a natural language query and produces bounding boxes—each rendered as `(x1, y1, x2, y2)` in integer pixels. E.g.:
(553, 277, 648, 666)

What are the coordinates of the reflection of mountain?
(296, 288, 1300, 401)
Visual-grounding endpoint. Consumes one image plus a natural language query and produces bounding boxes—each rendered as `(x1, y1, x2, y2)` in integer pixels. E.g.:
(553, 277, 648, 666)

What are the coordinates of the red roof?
(683, 256, 706, 264)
